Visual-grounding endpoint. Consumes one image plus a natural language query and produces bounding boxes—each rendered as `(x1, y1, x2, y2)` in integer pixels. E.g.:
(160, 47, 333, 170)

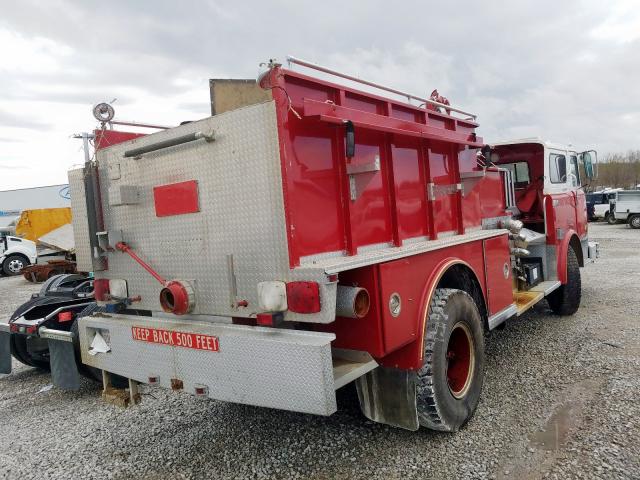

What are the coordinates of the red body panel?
(319, 239, 509, 369)
(153, 180, 200, 217)
(482, 235, 513, 313)
(264, 67, 489, 267)
(94, 129, 146, 151)
(263, 67, 525, 370)
(318, 267, 386, 358)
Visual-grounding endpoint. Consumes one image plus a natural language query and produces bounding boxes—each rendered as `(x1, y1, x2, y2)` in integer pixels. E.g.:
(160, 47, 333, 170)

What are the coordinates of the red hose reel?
(115, 242, 195, 315)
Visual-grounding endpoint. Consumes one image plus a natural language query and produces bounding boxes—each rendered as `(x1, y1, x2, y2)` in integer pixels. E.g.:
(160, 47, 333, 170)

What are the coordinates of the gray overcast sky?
(0, 0, 639, 189)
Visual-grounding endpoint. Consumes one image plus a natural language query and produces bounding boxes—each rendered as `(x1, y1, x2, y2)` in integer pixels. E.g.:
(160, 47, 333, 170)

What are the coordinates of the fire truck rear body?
(66, 59, 597, 430)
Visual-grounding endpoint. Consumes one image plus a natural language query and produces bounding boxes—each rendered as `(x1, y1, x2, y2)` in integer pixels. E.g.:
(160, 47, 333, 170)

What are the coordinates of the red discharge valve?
(115, 242, 195, 315)
(159, 280, 195, 316)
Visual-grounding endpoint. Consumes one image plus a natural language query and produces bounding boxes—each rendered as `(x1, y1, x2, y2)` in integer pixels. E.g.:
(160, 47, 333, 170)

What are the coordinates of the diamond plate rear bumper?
(79, 313, 337, 415)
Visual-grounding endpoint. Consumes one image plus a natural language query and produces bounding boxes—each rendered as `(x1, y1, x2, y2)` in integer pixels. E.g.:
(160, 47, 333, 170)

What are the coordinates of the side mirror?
(581, 150, 598, 180)
(344, 120, 355, 158)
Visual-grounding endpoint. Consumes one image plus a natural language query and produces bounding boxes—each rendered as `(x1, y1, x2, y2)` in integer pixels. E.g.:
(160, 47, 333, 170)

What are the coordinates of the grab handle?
(123, 130, 215, 159)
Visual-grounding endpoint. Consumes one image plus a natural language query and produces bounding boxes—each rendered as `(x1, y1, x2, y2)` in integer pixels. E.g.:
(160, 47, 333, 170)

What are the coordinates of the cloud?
(0, 163, 27, 170)
(0, 109, 51, 130)
(0, 0, 639, 189)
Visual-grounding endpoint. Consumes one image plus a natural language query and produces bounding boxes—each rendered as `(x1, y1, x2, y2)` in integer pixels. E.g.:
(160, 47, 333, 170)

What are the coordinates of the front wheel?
(629, 214, 640, 229)
(416, 288, 485, 432)
(547, 246, 581, 315)
(2, 255, 28, 275)
(607, 213, 617, 225)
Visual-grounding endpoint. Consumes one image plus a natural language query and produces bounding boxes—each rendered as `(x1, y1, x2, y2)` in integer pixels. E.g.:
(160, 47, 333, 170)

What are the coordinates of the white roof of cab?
(491, 137, 578, 152)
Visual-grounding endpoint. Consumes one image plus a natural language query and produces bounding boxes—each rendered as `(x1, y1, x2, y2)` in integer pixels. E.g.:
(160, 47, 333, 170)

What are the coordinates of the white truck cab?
(0, 232, 37, 275)
(490, 138, 596, 196)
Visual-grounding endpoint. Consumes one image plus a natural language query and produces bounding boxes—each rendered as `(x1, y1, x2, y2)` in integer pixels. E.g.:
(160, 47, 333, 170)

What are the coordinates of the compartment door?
(347, 131, 393, 251)
(483, 235, 513, 315)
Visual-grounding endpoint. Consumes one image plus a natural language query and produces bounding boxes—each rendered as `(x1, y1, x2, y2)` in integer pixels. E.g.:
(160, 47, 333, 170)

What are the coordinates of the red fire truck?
(53, 58, 601, 431)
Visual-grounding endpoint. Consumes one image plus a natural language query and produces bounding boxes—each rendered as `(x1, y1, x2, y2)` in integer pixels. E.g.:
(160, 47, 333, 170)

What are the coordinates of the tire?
(2, 254, 28, 276)
(629, 214, 640, 229)
(71, 316, 103, 383)
(10, 334, 50, 370)
(547, 246, 581, 315)
(607, 213, 617, 225)
(416, 288, 485, 432)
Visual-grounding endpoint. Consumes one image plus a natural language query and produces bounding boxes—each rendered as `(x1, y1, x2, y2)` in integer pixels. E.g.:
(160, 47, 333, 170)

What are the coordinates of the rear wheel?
(10, 335, 50, 370)
(2, 255, 28, 276)
(417, 288, 485, 432)
(71, 316, 103, 382)
(547, 246, 581, 315)
(629, 214, 640, 229)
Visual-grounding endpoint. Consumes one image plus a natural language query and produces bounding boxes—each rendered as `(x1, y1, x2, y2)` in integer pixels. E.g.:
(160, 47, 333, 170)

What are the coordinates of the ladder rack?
(286, 55, 477, 120)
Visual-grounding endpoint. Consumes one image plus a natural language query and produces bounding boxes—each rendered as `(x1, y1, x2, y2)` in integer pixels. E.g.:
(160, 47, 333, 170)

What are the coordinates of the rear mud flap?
(0, 330, 11, 374)
(355, 366, 419, 431)
(48, 340, 80, 390)
(40, 328, 80, 391)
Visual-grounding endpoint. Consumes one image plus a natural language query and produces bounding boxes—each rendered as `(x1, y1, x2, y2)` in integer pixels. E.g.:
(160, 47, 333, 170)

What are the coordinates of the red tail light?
(256, 312, 284, 327)
(286, 281, 321, 314)
(58, 311, 73, 323)
(93, 279, 110, 301)
(256, 313, 274, 326)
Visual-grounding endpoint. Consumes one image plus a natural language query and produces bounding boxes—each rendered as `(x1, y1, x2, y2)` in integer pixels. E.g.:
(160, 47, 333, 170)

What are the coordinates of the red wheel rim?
(446, 322, 474, 399)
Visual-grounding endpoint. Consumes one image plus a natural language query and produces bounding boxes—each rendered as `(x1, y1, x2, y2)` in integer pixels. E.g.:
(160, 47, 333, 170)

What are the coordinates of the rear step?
(332, 349, 378, 390)
(515, 280, 561, 316)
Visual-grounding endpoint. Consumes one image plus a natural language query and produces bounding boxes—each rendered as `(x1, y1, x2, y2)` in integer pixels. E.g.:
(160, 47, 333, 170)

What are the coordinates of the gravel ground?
(0, 222, 638, 479)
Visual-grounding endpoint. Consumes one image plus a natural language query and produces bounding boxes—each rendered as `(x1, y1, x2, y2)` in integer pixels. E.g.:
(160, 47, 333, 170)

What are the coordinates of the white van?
(611, 190, 640, 229)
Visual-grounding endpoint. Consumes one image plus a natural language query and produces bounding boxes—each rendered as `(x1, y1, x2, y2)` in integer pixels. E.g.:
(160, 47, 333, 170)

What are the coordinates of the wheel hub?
(8, 259, 24, 273)
(446, 322, 475, 399)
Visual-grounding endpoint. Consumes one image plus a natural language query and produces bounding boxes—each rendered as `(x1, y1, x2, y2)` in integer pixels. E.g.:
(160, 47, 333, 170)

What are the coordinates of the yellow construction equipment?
(16, 208, 72, 245)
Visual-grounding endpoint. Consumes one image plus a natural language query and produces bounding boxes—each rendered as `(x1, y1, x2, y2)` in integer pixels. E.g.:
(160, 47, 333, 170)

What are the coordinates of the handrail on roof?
(286, 55, 477, 121)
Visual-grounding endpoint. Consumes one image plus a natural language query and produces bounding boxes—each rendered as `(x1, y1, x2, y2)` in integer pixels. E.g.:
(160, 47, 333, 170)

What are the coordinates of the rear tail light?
(93, 279, 110, 301)
(257, 281, 287, 312)
(256, 312, 284, 327)
(286, 281, 321, 314)
(194, 384, 209, 396)
(257, 281, 322, 314)
(12, 325, 37, 334)
(58, 311, 74, 323)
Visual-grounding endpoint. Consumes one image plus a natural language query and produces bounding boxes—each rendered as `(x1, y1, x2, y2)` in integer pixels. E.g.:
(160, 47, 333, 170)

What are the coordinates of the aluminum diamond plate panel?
(94, 101, 335, 323)
(68, 167, 93, 272)
(79, 313, 337, 415)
